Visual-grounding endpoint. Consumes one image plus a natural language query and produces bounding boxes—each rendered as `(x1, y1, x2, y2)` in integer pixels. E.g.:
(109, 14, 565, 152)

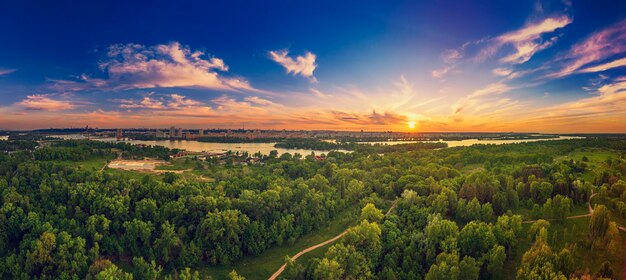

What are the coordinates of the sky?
(1, 0, 626, 133)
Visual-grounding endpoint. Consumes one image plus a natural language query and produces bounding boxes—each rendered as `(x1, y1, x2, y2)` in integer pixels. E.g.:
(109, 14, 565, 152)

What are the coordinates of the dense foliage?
(0, 138, 625, 279)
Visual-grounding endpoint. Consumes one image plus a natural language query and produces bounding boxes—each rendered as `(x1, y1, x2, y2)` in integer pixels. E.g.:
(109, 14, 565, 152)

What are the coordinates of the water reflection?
(52, 135, 583, 155)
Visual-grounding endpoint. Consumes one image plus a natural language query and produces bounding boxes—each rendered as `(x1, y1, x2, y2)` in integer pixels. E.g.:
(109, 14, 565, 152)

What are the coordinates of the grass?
(105, 168, 159, 180)
(199, 208, 358, 280)
(53, 156, 112, 171)
(156, 158, 198, 170)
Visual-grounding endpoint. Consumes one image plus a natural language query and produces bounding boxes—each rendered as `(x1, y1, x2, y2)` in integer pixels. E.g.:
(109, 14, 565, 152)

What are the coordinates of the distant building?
(176, 128, 183, 138)
(116, 128, 123, 141)
(168, 126, 176, 138)
(156, 130, 167, 138)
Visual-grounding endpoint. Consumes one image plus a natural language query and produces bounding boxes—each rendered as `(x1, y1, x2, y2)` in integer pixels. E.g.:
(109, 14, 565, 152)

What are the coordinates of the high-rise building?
(116, 128, 123, 141)
(169, 126, 176, 138)
(176, 128, 183, 138)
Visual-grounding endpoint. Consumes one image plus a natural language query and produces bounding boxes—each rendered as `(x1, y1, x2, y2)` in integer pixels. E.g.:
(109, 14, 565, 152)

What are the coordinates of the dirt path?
(385, 199, 399, 216)
(522, 192, 596, 224)
(268, 230, 348, 280)
(268, 201, 398, 280)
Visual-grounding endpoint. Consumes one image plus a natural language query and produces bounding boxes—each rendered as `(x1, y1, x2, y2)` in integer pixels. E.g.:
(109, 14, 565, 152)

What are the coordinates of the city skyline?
(1, 1, 626, 132)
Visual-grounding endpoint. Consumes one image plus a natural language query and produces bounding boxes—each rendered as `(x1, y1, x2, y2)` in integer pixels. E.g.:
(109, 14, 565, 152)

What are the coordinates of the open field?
(107, 159, 189, 174)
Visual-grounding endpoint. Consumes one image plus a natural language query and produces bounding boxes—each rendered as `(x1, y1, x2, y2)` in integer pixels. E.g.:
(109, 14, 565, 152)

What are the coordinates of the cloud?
(549, 19, 626, 78)
(115, 93, 205, 110)
(433, 15, 571, 80)
(16, 94, 75, 111)
(468, 82, 512, 99)
(243, 96, 278, 106)
(496, 15, 571, 64)
(117, 96, 165, 109)
(492, 67, 513, 76)
(269, 49, 317, 81)
(329, 110, 406, 125)
(168, 93, 202, 108)
(309, 88, 332, 99)
(0, 68, 16, 76)
(506, 76, 626, 131)
(52, 42, 256, 92)
(579, 57, 626, 73)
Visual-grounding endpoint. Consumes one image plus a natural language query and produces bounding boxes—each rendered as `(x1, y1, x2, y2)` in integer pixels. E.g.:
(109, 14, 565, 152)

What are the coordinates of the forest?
(0, 138, 625, 279)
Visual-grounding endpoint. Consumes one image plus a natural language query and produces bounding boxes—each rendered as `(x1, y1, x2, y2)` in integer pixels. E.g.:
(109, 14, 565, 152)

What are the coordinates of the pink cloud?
(434, 15, 571, 80)
(549, 19, 626, 78)
(16, 94, 75, 111)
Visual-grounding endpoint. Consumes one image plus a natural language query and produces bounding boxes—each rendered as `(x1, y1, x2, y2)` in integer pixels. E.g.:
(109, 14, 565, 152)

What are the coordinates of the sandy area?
(107, 159, 186, 173)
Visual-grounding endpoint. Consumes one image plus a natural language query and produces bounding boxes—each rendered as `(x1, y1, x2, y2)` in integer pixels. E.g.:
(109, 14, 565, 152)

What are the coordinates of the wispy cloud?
(496, 15, 571, 64)
(309, 88, 332, 99)
(16, 94, 75, 111)
(269, 49, 317, 82)
(433, 15, 571, 80)
(579, 57, 626, 73)
(548, 19, 626, 78)
(0, 68, 16, 76)
(504, 76, 626, 132)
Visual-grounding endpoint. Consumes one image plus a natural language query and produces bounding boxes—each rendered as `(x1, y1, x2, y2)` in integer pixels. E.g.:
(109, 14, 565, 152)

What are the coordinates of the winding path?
(522, 193, 596, 224)
(268, 200, 399, 280)
(267, 230, 348, 280)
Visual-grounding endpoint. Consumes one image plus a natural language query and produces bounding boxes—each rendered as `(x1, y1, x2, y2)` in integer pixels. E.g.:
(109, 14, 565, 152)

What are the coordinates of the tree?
(27, 231, 56, 277)
(314, 258, 344, 280)
(597, 261, 613, 279)
(494, 215, 522, 249)
(458, 221, 495, 258)
(484, 245, 506, 278)
(154, 222, 181, 266)
(425, 252, 479, 280)
(360, 203, 384, 222)
(529, 220, 550, 241)
(516, 228, 566, 280)
(133, 257, 162, 280)
(425, 215, 459, 261)
(589, 205, 610, 246)
(95, 264, 133, 280)
(346, 179, 366, 202)
(228, 270, 246, 280)
(530, 181, 553, 204)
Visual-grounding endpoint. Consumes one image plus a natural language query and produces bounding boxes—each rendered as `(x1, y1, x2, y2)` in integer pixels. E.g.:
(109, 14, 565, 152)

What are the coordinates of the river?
(52, 134, 583, 155)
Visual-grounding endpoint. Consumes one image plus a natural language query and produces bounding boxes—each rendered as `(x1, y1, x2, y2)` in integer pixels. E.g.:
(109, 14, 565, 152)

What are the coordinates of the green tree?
(458, 221, 495, 258)
(314, 258, 344, 280)
(360, 203, 384, 222)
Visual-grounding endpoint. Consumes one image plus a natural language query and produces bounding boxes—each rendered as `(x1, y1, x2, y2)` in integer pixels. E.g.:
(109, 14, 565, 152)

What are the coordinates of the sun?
(407, 121, 416, 129)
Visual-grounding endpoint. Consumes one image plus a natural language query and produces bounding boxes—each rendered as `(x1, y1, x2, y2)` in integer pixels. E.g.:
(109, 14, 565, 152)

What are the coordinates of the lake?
(52, 134, 583, 155)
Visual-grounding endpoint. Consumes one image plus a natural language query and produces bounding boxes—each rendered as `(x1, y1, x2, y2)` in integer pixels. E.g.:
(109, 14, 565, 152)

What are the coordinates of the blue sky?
(1, 0, 625, 132)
